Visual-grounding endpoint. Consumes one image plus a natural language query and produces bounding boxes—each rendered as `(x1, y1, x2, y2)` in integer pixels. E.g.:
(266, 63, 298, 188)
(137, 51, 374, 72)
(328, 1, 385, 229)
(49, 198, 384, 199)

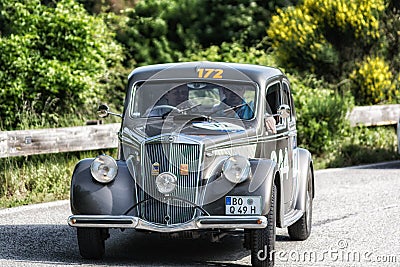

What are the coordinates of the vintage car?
(68, 62, 314, 267)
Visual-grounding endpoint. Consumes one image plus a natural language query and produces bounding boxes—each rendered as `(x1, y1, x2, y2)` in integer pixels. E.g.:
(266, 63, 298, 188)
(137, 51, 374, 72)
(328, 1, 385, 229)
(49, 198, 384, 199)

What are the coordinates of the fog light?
(156, 172, 177, 194)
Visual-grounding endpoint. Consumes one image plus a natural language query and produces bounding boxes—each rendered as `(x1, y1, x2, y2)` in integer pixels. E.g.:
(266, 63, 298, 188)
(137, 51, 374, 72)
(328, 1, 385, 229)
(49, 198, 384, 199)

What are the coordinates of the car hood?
(122, 118, 258, 149)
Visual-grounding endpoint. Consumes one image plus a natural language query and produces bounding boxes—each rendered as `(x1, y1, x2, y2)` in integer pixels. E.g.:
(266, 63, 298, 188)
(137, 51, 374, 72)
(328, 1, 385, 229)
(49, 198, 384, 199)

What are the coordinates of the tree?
(117, 0, 299, 67)
(0, 0, 123, 130)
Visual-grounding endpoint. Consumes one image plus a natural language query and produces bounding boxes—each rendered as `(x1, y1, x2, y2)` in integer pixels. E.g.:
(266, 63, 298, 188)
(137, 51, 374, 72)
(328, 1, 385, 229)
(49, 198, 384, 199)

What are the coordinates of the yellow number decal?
(204, 68, 214, 78)
(213, 69, 223, 78)
(197, 68, 204, 78)
(197, 68, 223, 79)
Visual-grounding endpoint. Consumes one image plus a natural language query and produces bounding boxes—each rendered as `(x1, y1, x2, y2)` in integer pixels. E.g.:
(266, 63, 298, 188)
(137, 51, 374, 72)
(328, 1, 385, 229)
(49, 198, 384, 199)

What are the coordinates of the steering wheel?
(148, 105, 182, 118)
(151, 105, 181, 113)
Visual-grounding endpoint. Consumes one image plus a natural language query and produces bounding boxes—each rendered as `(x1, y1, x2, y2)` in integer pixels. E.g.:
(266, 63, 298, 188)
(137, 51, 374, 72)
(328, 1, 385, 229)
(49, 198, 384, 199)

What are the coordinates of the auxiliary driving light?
(222, 155, 251, 183)
(90, 155, 118, 184)
(155, 172, 178, 194)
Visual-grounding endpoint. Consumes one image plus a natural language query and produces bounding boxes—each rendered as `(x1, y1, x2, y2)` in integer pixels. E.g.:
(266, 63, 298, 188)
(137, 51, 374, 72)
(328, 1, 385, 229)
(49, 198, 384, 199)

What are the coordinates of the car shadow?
(0, 224, 289, 266)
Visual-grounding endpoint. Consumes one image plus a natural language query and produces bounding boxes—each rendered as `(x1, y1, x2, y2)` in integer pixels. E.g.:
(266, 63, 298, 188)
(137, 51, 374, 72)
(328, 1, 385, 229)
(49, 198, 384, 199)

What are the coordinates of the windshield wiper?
(179, 103, 202, 113)
(222, 103, 247, 113)
(206, 103, 247, 117)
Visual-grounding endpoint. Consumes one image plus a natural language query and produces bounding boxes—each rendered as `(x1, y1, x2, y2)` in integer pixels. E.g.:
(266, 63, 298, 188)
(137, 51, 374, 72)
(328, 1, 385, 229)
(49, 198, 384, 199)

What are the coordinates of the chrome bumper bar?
(68, 215, 267, 232)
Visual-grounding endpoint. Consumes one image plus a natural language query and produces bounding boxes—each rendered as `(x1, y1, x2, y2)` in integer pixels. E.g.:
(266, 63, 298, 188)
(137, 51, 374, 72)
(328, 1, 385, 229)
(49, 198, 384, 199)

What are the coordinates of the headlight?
(90, 155, 118, 184)
(222, 155, 251, 183)
(155, 172, 177, 195)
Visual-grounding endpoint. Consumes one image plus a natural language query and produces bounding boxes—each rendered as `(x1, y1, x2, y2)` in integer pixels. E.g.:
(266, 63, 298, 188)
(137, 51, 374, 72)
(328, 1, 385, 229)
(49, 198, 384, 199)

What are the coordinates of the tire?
(288, 166, 313, 241)
(77, 228, 107, 259)
(250, 185, 276, 267)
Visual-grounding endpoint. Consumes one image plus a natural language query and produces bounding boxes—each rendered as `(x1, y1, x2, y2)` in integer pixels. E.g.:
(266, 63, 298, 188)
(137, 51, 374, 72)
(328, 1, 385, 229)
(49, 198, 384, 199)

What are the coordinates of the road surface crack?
(313, 212, 359, 227)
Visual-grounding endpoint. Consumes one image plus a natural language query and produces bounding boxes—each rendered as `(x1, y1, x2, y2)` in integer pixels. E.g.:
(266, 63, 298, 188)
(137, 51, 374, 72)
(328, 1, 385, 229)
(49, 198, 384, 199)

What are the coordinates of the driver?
(212, 87, 254, 119)
(148, 86, 195, 117)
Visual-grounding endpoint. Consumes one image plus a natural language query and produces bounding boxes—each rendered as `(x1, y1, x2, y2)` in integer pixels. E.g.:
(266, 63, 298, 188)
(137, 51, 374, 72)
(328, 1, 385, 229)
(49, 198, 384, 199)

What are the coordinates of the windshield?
(131, 81, 257, 120)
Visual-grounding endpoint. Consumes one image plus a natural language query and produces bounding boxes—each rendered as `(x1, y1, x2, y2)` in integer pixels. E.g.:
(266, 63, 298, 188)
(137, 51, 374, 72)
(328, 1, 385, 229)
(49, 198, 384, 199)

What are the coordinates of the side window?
(282, 81, 295, 122)
(266, 82, 282, 124)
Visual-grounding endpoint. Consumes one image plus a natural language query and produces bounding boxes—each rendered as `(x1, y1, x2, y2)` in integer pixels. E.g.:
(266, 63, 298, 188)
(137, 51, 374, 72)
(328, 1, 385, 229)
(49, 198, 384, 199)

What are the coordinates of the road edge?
(0, 200, 69, 215)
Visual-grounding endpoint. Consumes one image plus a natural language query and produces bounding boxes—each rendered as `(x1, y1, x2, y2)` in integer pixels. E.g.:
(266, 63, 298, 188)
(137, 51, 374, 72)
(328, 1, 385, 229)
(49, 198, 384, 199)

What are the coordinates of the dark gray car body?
(68, 62, 314, 233)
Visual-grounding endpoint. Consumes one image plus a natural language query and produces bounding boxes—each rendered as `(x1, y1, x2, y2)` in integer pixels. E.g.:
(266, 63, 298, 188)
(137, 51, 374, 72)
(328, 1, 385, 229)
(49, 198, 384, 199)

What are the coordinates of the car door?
(263, 80, 289, 207)
(260, 81, 280, 160)
(281, 80, 298, 211)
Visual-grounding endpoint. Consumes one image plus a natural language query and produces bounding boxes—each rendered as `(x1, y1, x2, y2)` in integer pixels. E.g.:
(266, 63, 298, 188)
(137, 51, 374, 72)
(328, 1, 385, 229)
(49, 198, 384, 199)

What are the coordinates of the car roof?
(128, 62, 284, 83)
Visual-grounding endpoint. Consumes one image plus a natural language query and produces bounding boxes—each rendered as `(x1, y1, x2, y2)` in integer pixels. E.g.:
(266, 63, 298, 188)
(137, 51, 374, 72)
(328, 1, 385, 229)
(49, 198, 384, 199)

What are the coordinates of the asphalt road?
(0, 161, 399, 267)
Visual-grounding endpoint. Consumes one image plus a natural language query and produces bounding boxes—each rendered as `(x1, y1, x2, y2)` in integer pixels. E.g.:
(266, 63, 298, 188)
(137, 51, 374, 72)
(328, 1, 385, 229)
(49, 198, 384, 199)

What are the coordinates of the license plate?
(225, 196, 261, 215)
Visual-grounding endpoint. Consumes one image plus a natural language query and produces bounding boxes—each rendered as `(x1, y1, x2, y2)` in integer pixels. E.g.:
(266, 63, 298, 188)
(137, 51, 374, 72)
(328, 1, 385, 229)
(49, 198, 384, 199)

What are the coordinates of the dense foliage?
(267, 0, 399, 105)
(116, 0, 298, 66)
(267, 0, 384, 78)
(0, 0, 123, 130)
(0, 0, 399, 206)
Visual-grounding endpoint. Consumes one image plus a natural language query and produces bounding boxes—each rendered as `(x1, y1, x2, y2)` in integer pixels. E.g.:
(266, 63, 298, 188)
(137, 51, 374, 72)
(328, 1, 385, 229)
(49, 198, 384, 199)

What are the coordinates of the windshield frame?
(128, 79, 259, 122)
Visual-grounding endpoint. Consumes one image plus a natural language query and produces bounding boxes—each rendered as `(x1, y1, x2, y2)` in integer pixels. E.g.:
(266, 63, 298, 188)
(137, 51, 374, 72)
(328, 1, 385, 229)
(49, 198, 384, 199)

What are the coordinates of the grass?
(313, 125, 400, 169)
(0, 98, 122, 208)
(0, 149, 117, 209)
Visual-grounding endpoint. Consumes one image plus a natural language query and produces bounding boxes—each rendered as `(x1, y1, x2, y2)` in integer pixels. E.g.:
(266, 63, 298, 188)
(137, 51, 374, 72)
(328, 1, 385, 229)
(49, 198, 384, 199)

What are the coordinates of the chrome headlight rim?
(90, 154, 118, 184)
(222, 155, 251, 184)
(155, 172, 178, 195)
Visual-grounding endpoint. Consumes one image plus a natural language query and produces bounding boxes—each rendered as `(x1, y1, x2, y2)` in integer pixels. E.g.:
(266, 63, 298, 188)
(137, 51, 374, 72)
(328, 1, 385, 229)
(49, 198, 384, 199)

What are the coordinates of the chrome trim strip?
(68, 215, 139, 228)
(206, 132, 290, 152)
(68, 215, 268, 232)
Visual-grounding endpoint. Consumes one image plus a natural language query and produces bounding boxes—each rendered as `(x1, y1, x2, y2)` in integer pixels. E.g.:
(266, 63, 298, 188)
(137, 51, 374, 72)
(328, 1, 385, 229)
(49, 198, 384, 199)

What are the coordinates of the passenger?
(212, 87, 254, 119)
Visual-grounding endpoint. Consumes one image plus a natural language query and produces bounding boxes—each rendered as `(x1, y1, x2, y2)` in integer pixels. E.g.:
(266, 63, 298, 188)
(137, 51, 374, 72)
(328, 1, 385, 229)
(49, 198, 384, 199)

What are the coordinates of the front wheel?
(288, 166, 313, 240)
(250, 185, 276, 267)
(77, 228, 108, 259)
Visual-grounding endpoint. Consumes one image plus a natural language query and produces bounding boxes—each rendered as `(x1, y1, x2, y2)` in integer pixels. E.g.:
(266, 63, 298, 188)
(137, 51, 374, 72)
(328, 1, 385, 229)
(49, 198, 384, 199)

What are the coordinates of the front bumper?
(68, 215, 267, 233)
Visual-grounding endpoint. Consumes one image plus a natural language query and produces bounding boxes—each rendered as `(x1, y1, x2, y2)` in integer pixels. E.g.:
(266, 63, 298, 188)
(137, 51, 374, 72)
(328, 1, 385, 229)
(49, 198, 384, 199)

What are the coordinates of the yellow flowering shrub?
(267, 0, 385, 77)
(350, 56, 395, 104)
(303, 0, 385, 39)
(267, 6, 337, 72)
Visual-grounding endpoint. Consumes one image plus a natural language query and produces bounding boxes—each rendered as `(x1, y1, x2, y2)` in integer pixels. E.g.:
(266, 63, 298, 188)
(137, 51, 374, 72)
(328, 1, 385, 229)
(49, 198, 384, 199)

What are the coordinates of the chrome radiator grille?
(138, 141, 201, 225)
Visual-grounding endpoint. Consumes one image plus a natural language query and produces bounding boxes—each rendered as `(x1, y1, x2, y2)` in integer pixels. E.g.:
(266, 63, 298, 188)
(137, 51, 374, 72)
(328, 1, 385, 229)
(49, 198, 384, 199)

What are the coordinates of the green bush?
(118, 0, 181, 67)
(0, 0, 123, 130)
(117, 0, 299, 67)
(326, 126, 400, 168)
(289, 74, 354, 155)
(183, 42, 276, 66)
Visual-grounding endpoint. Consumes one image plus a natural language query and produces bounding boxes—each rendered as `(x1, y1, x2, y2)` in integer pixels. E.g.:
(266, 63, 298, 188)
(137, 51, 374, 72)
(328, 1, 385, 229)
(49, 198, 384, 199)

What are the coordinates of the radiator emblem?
(180, 163, 189, 175)
(151, 162, 160, 176)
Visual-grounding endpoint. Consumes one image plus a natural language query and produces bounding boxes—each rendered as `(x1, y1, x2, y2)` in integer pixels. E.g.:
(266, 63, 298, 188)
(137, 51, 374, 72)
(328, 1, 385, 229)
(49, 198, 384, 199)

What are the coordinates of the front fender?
(295, 148, 314, 211)
(202, 159, 277, 216)
(70, 159, 137, 216)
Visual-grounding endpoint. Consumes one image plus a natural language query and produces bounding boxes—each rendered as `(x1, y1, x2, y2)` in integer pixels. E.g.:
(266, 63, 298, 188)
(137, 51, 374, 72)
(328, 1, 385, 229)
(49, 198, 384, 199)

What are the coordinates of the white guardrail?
(0, 105, 399, 158)
(0, 123, 120, 158)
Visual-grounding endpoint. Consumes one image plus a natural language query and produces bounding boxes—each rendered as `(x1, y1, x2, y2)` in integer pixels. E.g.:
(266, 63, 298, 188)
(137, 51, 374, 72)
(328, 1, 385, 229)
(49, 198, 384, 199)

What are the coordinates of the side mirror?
(97, 104, 122, 118)
(97, 104, 110, 118)
(277, 104, 290, 119)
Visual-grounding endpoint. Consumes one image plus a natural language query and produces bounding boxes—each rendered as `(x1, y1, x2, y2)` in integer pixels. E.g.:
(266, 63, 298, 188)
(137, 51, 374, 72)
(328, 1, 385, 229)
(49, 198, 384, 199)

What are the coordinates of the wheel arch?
(295, 148, 314, 211)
